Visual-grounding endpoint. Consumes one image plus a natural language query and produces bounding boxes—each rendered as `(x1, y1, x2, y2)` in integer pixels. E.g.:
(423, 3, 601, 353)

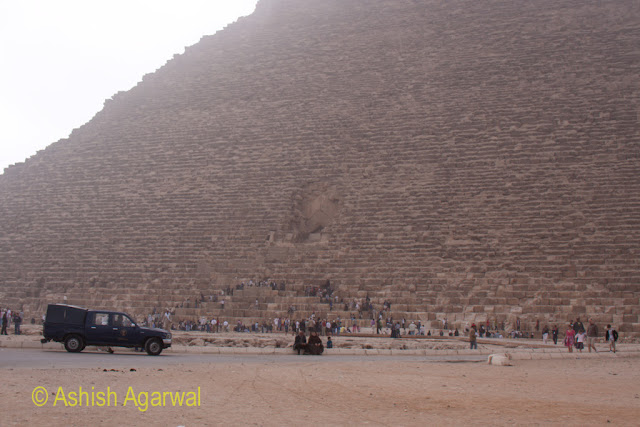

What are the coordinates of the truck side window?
(91, 313, 110, 326)
(111, 314, 134, 327)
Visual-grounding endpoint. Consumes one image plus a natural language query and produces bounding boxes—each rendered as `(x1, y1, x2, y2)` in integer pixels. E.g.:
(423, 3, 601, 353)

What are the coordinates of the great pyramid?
(1, 0, 639, 334)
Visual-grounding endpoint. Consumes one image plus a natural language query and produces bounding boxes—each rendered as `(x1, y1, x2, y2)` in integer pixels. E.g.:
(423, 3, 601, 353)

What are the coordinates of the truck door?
(85, 312, 113, 345)
(111, 313, 139, 345)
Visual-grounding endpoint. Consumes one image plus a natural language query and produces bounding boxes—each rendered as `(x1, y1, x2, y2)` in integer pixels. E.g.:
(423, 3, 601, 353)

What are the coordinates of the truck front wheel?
(145, 338, 163, 356)
(64, 335, 84, 353)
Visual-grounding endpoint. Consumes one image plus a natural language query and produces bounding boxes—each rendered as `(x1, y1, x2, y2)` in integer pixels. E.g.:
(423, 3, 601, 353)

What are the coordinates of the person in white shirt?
(575, 331, 586, 352)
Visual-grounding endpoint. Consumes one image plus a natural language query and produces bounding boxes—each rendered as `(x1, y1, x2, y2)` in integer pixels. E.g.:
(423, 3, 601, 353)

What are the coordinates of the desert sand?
(2, 346, 639, 426)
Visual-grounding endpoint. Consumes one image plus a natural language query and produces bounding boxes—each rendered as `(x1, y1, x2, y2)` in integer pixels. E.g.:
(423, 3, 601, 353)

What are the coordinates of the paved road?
(0, 348, 486, 369)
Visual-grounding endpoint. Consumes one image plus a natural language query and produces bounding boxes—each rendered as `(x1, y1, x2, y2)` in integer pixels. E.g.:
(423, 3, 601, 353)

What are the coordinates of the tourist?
(575, 330, 586, 352)
(409, 321, 416, 336)
(542, 325, 549, 344)
(13, 311, 22, 335)
(326, 336, 333, 349)
(564, 324, 575, 352)
(163, 310, 171, 330)
(574, 318, 585, 335)
(469, 324, 478, 349)
(306, 331, 324, 355)
(552, 325, 559, 345)
(293, 331, 307, 355)
(0, 309, 7, 335)
(605, 325, 618, 353)
(586, 318, 598, 353)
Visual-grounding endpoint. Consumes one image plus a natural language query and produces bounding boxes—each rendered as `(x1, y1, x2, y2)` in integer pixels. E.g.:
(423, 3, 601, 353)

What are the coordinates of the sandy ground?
(1, 351, 639, 426)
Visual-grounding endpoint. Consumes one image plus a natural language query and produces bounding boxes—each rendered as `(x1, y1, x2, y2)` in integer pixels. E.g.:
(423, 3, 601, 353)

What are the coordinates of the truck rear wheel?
(64, 335, 84, 353)
(145, 338, 163, 356)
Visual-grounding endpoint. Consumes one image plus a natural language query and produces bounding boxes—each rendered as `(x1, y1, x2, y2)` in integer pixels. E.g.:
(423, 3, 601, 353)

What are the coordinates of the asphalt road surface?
(0, 348, 486, 369)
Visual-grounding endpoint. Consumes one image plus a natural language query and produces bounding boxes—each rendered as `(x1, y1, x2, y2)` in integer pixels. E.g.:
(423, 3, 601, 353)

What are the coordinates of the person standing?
(409, 321, 417, 336)
(552, 325, 559, 345)
(575, 330, 586, 352)
(586, 318, 599, 353)
(605, 325, 618, 353)
(469, 324, 478, 350)
(14, 311, 22, 335)
(0, 309, 7, 335)
(542, 325, 550, 344)
(564, 324, 575, 352)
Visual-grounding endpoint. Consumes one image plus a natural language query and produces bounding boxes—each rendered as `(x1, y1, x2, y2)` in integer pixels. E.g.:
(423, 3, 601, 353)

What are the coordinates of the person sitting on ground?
(326, 336, 333, 349)
(306, 331, 324, 355)
(293, 331, 307, 355)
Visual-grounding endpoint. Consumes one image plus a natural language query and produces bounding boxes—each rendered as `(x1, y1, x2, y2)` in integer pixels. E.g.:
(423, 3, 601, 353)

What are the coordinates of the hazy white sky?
(0, 0, 258, 172)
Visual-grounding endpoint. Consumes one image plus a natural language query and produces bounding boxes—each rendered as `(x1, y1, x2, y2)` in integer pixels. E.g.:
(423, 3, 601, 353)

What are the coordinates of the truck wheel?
(64, 335, 84, 353)
(145, 338, 163, 356)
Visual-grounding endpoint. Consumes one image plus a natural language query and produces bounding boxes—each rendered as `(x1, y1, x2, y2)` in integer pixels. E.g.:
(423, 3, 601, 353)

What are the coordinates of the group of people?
(0, 308, 23, 335)
(293, 330, 332, 355)
(466, 318, 620, 352)
(561, 318, 618, 353)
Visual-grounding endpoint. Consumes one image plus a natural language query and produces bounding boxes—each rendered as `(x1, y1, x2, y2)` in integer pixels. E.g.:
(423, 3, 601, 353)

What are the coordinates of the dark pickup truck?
(41, 304, 172, 356)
